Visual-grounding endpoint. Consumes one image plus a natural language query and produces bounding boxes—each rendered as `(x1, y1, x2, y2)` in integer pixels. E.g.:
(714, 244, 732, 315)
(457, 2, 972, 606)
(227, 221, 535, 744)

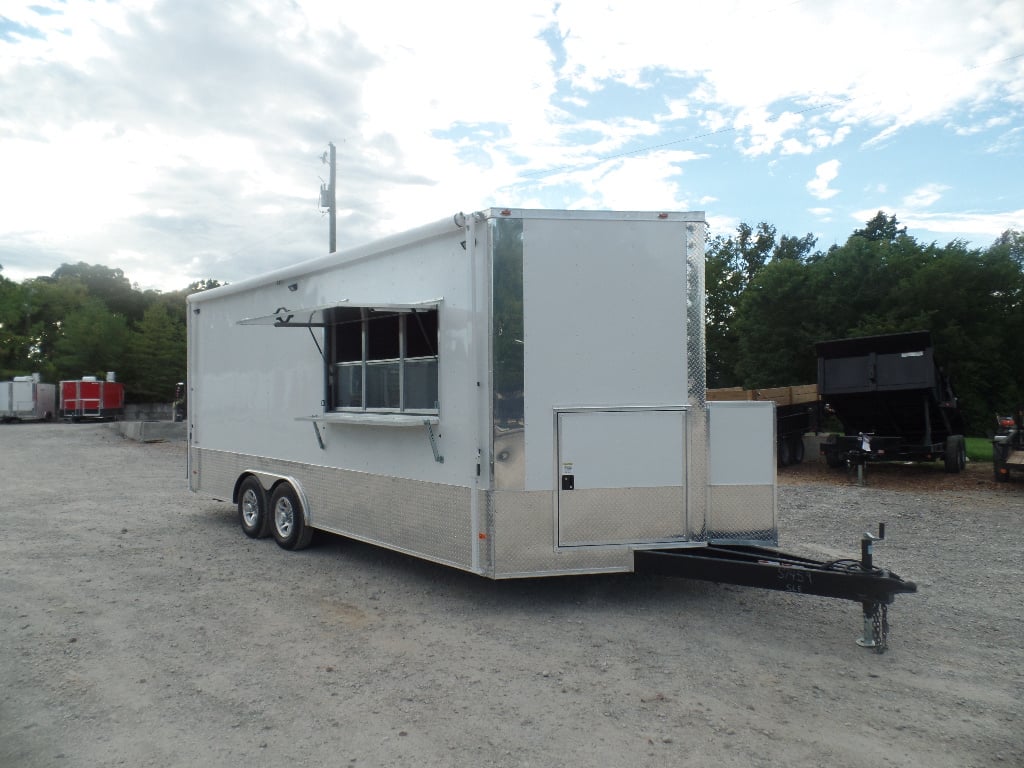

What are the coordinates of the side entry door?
(556, 408, 686, 547)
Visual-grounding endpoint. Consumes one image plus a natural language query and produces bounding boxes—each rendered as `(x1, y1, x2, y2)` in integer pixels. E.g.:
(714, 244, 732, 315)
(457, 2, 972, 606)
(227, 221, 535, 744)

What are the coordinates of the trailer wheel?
(789, 434, 805, 465)
(944, 435, 966, 473)
(238, 476, 270, 538)
(270, 483, 314, 551)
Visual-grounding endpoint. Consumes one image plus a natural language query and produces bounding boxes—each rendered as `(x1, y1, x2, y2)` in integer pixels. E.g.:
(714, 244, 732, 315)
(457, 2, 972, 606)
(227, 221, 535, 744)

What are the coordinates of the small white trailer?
(187, 208, 779, 578)
(1, 374, 56, 422)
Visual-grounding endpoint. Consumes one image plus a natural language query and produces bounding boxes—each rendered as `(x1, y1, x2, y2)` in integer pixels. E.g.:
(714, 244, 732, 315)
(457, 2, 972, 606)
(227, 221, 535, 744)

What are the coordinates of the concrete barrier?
(110, 420, 186, 443)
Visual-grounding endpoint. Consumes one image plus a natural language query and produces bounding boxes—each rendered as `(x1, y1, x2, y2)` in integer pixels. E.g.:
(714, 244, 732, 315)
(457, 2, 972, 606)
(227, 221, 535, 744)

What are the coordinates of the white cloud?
(986, 126, 1024, 154)
(807, 160, 841, 200)
(902, 184, 950, 209)
(1, 0, 1022, 291)
(891, 209, 1024, 238)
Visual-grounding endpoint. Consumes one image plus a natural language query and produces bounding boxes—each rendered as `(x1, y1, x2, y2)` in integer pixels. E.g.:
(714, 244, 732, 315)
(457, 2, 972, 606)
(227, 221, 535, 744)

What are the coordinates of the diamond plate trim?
(686, 220, 709, 541)
(707, 484, 776, 543)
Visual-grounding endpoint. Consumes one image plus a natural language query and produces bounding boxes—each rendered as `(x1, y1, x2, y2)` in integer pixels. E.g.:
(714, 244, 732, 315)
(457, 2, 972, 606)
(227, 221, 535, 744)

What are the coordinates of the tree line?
(0, 262, 220, 403)
(2, 211, 1021, 432)
(707, 211, 1024, 434)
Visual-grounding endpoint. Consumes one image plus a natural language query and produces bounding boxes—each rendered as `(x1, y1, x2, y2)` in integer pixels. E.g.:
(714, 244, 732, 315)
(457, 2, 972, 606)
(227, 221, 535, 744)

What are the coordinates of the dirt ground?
(1, 423, 1021, 768)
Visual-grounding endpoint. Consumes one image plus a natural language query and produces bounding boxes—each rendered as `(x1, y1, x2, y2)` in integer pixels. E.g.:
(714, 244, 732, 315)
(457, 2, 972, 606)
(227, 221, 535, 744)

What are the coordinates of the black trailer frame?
(635, 524, 917, 652)
(992, 411, 1024, 482)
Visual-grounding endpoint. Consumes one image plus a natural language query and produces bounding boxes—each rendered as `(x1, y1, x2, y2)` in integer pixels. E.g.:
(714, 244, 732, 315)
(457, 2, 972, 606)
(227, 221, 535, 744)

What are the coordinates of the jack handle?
(860, 522, 886, 571)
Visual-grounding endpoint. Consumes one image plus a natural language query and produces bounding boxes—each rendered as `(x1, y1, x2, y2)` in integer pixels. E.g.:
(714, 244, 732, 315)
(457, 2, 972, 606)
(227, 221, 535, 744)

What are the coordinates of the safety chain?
(870, 603, 890, 654)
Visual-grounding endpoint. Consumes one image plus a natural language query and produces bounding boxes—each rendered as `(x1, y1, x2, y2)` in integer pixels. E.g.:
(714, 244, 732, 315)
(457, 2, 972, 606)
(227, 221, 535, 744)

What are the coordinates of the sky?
(1, 0, 1022, 293)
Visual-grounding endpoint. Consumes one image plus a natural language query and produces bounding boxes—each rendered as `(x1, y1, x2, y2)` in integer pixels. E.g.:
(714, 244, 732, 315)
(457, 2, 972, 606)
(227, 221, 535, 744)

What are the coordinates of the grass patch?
(966, 436, 991, 463)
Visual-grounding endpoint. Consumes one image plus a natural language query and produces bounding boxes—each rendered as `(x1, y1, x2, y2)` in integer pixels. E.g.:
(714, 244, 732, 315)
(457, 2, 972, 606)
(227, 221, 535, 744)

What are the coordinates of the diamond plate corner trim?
(686, 219, 707, 408)
(685, 219, 708, 541)
(707, 484, 776, 543)
(490, 490, 634, 577)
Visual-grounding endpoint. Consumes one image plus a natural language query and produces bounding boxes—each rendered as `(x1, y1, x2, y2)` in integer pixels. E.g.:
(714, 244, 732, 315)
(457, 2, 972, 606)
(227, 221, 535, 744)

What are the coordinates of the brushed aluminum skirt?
(193, 448, 703, 579)
(193, 447, 475, 572)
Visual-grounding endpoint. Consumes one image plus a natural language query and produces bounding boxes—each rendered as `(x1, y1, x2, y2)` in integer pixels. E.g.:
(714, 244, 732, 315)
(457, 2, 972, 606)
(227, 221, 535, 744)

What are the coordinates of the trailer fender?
(235, 471, 314, 527)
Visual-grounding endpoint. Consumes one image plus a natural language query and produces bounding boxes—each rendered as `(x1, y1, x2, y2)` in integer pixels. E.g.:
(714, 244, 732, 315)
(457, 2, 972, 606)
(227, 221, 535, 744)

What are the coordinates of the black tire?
(823, 436, 844, 469)
(777, 437, 792, 468)
(789, 434, 806, 465)
(238, 476, 270, 538)
(993, 444, 1009, 482)
(270, 483, 314, 551)
(944, 435, 966, 473)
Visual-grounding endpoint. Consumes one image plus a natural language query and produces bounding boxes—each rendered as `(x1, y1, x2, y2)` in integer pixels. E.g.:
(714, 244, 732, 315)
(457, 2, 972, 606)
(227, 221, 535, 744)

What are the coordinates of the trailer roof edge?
(187, 208, 707, 305)
(188, 212, 468, 305)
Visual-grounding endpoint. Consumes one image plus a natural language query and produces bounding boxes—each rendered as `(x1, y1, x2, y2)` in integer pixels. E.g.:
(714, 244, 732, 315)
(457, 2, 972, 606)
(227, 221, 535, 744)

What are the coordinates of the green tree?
(733, 258, 819, 387)
(728, 211, 1024, 433)
(16, 276, 89, 382)
(53, 298, 130, 381)
(852, 211, 907, 242)
(51, 262, 148, 322)
(126, 303, 186, 401)
(0, 267, 30, 377)
(705, 222, 817, 387)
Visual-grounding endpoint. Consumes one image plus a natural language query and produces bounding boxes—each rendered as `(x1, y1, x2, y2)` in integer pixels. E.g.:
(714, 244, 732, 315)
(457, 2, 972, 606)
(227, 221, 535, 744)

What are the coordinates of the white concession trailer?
(1, 374, 56, 422)
(187, 208, 777, 578)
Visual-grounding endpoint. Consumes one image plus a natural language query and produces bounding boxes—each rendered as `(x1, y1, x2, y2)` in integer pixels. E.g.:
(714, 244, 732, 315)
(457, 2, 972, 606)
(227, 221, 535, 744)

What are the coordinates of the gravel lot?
(1, 423, 1021, 768)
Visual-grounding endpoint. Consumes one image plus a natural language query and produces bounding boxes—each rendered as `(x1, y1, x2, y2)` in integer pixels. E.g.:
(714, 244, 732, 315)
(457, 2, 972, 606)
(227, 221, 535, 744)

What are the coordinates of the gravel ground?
(1, 423, 1021, 768)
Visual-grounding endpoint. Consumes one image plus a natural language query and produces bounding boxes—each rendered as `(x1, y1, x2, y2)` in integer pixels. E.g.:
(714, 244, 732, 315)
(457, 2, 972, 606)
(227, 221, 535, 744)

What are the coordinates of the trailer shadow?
(192, 498, 864, 651)
(301, 526, 781, 619)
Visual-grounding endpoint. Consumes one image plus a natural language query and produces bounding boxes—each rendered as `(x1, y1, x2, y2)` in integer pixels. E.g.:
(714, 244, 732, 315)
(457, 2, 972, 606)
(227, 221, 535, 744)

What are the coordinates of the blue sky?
(1, 0, 1022, 291)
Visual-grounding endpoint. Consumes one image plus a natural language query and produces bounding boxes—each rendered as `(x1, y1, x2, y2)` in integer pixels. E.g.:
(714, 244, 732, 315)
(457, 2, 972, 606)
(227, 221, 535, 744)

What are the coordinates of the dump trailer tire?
(238, 476, 270, 539)
(944, 435, 966, 473)
(270, 483, 314, 551)
(790, 434, 805, 465)
(777, 438, 792, 468)
(823, 436, 845, 469)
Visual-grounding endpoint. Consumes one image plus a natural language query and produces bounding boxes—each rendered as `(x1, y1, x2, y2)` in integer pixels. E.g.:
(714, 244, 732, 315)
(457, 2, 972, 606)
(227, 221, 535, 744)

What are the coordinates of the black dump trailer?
(818, 331, 967, 472)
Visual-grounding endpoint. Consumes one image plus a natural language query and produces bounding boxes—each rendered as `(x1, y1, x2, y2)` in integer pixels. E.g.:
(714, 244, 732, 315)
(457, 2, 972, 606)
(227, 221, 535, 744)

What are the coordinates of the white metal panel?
(520, 215, 690, 491)
(12, 380, 35, 412)
(708, 401, 775, 485)
(556, 409, 684, 489)
(188, 222, 480, 490)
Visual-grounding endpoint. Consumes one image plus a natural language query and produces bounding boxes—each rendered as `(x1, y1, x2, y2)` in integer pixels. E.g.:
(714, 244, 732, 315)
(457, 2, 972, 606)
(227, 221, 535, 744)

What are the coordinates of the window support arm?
(425, 420, 444, 463)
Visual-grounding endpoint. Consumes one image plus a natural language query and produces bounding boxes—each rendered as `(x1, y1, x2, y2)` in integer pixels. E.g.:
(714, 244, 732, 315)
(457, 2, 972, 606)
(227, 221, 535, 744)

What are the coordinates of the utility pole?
(320, 142, 337, 253)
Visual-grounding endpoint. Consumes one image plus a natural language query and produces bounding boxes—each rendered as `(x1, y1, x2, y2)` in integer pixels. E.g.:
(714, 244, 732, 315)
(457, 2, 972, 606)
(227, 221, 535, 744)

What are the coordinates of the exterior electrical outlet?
(186, 208, 777, 577)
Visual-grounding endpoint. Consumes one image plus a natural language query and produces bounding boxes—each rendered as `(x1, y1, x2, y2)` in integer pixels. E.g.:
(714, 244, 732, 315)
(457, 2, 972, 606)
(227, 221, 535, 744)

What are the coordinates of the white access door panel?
(707, 401, 777, 543)
(12, 380, 34, 412)
(556, 408, 686, 547)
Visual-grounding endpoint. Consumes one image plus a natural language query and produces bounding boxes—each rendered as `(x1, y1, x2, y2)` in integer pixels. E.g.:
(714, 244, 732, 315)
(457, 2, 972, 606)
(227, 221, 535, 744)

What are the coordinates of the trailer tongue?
(635, 524, 917, 653)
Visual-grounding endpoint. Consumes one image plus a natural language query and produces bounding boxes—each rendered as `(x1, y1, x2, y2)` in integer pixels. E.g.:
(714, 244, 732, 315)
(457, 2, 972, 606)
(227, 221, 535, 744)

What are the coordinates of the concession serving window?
(238, 299, 441, 416)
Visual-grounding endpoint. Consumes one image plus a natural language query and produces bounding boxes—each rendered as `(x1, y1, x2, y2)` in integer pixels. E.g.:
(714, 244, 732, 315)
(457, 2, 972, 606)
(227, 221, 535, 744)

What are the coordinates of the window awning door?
(237, 299, 442, 328)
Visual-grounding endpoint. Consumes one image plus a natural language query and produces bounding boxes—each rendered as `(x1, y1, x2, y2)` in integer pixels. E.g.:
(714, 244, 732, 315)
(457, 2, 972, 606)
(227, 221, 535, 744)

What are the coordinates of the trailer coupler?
(634, 524, 916, 653)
